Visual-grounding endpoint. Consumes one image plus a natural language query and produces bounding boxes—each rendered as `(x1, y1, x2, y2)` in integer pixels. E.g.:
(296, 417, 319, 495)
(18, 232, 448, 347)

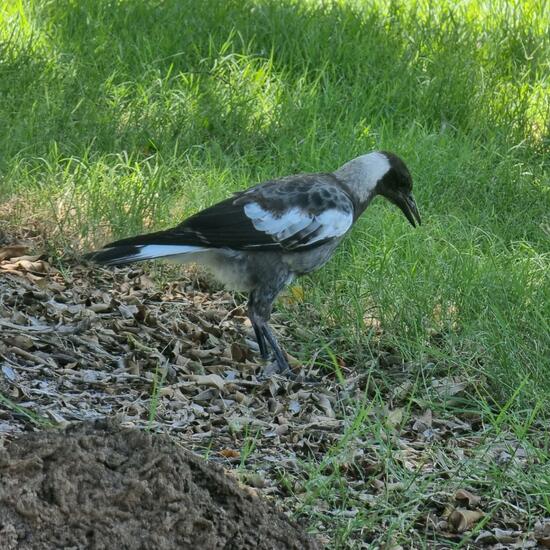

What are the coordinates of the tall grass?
(1, 0, 549, 408)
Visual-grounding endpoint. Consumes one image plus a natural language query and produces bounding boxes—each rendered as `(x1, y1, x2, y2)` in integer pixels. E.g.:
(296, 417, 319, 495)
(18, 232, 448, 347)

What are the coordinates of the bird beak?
(396, 192, 421, 227)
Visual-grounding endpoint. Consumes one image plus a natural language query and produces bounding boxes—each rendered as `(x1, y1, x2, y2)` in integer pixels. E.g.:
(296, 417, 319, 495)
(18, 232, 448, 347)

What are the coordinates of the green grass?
(1, 0, 549, 546)
(0, 392, 55, 428)
(286, 385, 550, 547)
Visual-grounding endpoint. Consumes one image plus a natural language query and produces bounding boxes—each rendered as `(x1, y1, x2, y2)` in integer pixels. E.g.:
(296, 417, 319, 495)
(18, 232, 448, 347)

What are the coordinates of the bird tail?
(84, 230, 205, 266)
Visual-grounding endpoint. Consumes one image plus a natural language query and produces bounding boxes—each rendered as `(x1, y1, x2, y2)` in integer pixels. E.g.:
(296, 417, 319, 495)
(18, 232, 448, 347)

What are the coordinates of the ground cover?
(1, 1, 549, 547)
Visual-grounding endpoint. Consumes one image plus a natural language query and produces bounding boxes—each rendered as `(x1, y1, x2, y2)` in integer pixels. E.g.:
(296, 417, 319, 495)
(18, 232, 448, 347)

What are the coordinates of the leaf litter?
(0, 235, 548, 548)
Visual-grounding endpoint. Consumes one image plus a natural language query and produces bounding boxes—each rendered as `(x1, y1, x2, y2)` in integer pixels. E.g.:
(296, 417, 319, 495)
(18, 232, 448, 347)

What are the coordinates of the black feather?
(83, 245, 143, 266)
(86, 172, 356, 262)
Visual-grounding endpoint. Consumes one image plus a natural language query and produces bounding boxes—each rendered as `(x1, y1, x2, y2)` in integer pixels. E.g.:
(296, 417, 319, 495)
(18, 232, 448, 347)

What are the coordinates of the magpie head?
(375, 152, 421, 227)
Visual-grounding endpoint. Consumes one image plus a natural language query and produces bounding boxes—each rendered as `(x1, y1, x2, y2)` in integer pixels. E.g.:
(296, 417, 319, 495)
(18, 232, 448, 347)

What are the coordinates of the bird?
(85, 151, 420, 377)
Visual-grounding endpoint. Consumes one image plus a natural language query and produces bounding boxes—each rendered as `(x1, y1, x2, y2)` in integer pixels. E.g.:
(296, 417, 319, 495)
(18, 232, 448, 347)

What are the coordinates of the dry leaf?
(89, 303, 112, 313)
(2, 259, 48, 273)
(189, 374, 226, 391)
(313, 393, 335, 418)
(0, 245, 29, 261)
(2, 364, 17, 381)
(391, 380, 413, 401)
(219, 448, 240, 459)
(449, 508, 484, 533)
(535, 519, 550, 547)
(12, 334, 35, 350)
(412, 409, 432, 432)
(239, 472, 266, 488)
(288, 400, 301, 414)
(372, 479, 385, 491)
(476, 528, 525, 545)
(431, 377, 468, 397)
(386, 408, 404, 428)
(493, 528, 521, 543)
(10, 254, 43, 262)
(230, 342, 249, 363)
(454, 488, 481, 508)
(118, 304, 139, 318)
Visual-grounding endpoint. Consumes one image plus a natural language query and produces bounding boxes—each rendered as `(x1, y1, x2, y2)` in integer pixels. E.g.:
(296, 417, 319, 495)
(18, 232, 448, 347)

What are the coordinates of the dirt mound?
(0, 420, 319, 550)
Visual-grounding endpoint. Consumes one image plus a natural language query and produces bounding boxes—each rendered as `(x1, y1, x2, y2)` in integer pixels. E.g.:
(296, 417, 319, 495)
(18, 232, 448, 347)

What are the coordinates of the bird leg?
(248, 292, 269, 359)
(259, 322, 291, 374)
(252, 322, 269, 360)
(248, 290, 291, 375)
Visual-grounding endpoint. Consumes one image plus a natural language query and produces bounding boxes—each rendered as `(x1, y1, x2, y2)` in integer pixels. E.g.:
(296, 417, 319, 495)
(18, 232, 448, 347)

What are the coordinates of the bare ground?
(0, 419, 318, 550)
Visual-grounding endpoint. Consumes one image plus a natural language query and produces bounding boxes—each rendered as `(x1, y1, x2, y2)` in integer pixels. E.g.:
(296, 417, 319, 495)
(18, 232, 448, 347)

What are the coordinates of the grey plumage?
(85, 151, 421, 376)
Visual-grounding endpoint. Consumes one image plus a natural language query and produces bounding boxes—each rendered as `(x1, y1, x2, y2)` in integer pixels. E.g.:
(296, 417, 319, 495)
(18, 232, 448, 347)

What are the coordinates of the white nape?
(334, 152, 391, 203)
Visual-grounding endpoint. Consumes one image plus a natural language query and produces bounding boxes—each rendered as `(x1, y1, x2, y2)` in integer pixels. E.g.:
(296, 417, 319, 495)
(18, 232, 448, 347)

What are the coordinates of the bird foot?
(260, 359, 293, 378)
(259, 360, 320, 385)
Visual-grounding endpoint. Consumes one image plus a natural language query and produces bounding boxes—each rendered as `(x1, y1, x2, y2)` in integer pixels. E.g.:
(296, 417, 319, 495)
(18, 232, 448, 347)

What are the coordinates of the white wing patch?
(243, 204, 307, 237)
(123, 244, 205, 262)
(310, 208, 353, 244)
(243, 203, 353, 248)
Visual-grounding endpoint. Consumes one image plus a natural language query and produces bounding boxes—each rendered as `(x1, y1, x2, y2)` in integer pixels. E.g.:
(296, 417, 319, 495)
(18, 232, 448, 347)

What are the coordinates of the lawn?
(1, 0, 549, 547)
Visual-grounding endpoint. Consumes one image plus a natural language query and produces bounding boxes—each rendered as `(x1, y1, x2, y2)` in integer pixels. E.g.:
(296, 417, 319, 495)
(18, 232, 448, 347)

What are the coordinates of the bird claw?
(260, 356, 292, 377)
(260, 361, 285, 379)
(259, 359, 320, 385)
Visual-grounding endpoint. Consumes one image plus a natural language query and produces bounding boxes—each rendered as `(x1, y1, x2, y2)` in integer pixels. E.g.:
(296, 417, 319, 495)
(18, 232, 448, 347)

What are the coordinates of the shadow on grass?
(1, 0, 547, 165)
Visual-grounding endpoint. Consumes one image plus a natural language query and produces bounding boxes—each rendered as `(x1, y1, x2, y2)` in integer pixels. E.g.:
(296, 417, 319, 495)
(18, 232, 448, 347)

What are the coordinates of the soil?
(0, 420, 319, 550)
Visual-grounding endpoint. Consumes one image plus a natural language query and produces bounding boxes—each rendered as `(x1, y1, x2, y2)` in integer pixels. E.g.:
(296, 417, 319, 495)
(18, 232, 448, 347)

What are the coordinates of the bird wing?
(106, 174, 355, 252)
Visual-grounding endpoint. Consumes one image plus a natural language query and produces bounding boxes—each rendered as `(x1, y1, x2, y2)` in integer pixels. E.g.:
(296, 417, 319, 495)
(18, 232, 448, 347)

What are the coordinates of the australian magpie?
(85, 151, 420, 376)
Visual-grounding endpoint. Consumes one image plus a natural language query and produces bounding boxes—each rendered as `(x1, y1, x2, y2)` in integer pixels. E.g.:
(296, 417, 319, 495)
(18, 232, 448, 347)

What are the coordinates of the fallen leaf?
(288, 400, 301, 414)
(372, 479, 384, 491)
(391, 380, 413, 401)
(412, 409, 432, 432)
(386, 407, 404, 429)
(118, 303, 139, 318)
(189, 374, 226, 391)
(2, 259, 48, 273)
(449, 508, 484, 533)
(10, 254, 43, 262)
(0, 245, 29, 261)
(89, 302, 112, 313)
(493, 528, 521, 543)
(454, 488, 481, 508)
(219, 448, 240, 459)
(535, 519, 550, 547)
(431, 377, 468, 397)
(2, 364, 17, 381)
(12, 334, 34, 350)
(313, 393, 335, 418)
(230, 342, 249, 363)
